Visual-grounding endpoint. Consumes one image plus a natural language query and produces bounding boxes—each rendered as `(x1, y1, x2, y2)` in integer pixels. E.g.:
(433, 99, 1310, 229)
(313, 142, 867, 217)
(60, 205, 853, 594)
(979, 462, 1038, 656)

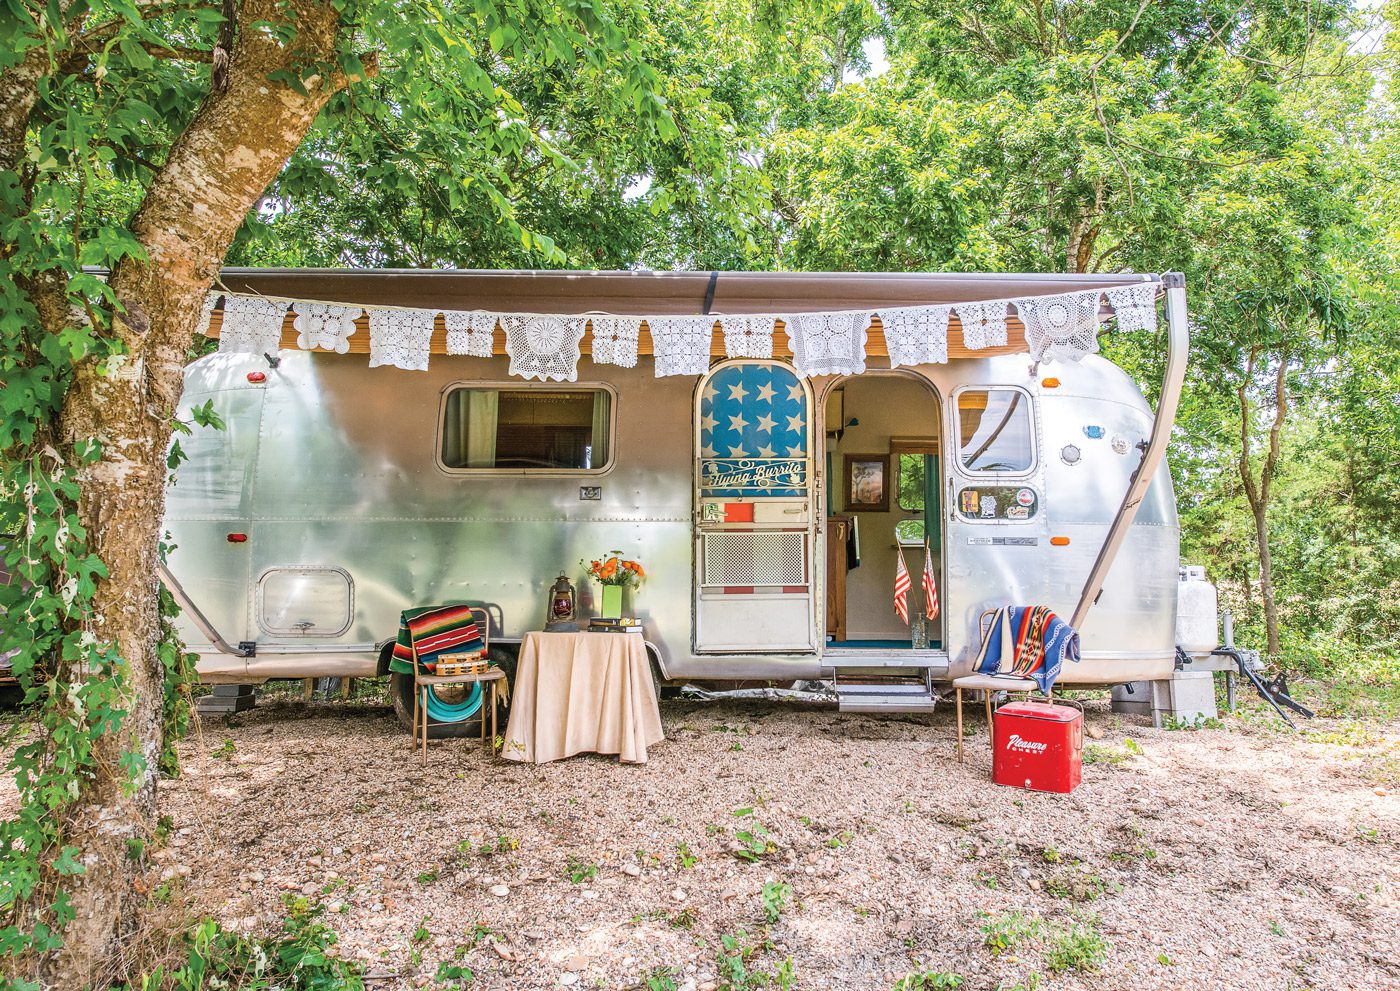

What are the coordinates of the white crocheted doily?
(718, 315, 776, 359)
(954, 300, 1010, 350)
(501, 314, 587, 381)
(881, 306, 950, 367)
(217, 296, 286, 355)
(293, 301, 361, 353)
(1018, 291, 1102, 363)
(443, 310, 497, 358)
(368, 309, 434, 371)
(198, 291, 221, 338)
(589, 316, 643, 368)
(649, 316, 715, 377)
(1105, 283, 1160, 334)
(786, 311, 870, 378)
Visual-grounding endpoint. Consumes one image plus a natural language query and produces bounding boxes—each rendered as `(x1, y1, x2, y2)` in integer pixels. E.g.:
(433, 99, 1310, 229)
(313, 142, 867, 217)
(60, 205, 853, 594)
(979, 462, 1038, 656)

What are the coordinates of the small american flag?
(922, 542, 939, 620)
(893, 549, 910, 625)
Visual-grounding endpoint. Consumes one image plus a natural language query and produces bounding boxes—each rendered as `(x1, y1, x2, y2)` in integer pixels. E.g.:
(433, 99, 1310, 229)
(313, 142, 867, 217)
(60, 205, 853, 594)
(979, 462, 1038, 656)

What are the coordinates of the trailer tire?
(389, 646, 517, 739)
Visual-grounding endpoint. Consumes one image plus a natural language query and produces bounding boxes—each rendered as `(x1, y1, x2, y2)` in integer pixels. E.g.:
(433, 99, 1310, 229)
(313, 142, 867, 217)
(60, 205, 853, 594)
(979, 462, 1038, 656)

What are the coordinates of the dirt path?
(157, 695, 1399, 990)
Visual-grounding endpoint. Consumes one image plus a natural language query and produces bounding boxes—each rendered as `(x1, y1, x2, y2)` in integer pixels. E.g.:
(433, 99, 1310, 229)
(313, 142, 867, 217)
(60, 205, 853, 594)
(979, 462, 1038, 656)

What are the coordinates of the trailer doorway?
(823, 373, 943, 650)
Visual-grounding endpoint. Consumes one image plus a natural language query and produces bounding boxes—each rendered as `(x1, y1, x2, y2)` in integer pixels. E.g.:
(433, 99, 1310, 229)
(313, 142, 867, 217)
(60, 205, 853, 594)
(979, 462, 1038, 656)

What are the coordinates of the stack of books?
(589, 617, 643, 634)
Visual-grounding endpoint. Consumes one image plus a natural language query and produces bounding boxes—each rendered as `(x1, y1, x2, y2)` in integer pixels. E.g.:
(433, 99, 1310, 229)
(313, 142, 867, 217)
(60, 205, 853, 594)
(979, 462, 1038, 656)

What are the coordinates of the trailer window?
(440, 388, 612, 471)
(956, 389, 1034, 473)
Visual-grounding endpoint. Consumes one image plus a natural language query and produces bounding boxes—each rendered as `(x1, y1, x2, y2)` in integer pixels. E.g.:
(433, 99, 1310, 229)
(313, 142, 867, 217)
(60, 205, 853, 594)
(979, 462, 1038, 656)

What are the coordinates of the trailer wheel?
(390, 646, 517, 739)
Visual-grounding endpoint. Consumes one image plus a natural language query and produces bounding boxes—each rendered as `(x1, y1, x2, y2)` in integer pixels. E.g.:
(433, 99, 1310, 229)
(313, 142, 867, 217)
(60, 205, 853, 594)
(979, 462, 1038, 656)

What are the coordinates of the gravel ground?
(156, 691, 1400, 991)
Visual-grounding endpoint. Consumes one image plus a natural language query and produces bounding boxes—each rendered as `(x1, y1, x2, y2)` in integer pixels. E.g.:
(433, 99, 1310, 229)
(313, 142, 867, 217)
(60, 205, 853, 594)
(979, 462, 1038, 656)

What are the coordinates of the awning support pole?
(157, 559, 252, 657)
(1069, 273, 1189, 631)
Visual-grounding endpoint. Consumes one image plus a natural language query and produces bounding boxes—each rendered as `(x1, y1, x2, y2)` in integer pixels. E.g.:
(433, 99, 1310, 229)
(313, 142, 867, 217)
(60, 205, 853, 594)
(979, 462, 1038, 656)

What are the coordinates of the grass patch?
(1042, 915, 1109, 974)
(980, 911, 1042, 957)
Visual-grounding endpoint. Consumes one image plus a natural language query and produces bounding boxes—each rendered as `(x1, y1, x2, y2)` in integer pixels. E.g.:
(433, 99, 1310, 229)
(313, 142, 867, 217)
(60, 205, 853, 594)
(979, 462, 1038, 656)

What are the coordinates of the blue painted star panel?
(700, 363, 808, 497)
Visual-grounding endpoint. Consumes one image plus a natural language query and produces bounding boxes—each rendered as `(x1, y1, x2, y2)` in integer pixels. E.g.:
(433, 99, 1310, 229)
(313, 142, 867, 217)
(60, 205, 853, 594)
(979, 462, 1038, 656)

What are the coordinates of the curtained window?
(441, 387, 612, 471)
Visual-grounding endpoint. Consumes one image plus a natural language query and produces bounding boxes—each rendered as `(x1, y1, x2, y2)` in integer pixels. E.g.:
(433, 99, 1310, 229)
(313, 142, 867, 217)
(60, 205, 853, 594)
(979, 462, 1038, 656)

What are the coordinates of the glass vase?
(600, 584, 624, 619)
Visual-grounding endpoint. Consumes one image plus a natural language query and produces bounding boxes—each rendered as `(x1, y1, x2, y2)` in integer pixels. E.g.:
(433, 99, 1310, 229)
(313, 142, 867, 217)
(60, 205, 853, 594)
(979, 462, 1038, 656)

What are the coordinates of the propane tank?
(1176, 564, 1220, 654)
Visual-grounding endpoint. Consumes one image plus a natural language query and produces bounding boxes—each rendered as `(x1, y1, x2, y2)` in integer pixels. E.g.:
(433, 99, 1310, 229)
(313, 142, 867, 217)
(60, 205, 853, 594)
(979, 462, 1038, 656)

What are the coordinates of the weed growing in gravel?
(643, 965, 682, 990)
(716, 930, 793, 990)
(1162, 713, 1226, 731)
(669, 907, 697, 929)
(566, 855, 599, 883)
(995, 975, 1041, 991)
(416, 868, 439, 885)
(892, 972, 963, 990)
(1082, 743, 1126, 766)
(980, 911, 1042, 957)
(730, 807, 777, 862)
(1042, 915, 1108, 974)
(210, 738, 236, 760)
(1045, 870, 1113, 902)
(761, 880, 791, 922)
(1041, 847, 1063, 864)
(676, 841, 698, 869)
(434, 960, 474, 988)
(826, 830, 854, 849)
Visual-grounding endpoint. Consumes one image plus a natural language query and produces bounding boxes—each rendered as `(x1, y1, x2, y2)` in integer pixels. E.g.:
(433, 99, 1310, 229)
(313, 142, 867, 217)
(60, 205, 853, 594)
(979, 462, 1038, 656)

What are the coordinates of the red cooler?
(992, 700, 1083, 793)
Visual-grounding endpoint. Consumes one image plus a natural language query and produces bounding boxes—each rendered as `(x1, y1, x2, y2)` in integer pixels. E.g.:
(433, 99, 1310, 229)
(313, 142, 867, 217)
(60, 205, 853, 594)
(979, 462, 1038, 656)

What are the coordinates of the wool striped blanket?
(391, 604, 483, 674)
(973, 605, 1080, 695)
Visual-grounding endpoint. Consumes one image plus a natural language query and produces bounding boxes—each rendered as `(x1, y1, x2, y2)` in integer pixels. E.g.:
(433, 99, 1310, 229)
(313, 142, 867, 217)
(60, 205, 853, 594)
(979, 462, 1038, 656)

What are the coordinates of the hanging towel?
(390, 604, 484, 674)
(972, 605, 1080, 695)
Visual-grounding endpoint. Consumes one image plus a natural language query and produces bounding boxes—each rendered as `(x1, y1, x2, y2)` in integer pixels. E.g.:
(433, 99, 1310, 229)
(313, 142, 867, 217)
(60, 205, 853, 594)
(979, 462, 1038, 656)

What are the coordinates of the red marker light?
(247, 371, 266, 383)
(226, 533, 248, 543)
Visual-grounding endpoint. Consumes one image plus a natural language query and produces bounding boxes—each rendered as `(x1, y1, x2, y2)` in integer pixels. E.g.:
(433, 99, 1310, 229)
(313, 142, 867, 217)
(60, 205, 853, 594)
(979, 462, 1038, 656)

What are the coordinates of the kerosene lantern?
(544, 573, 579, 631)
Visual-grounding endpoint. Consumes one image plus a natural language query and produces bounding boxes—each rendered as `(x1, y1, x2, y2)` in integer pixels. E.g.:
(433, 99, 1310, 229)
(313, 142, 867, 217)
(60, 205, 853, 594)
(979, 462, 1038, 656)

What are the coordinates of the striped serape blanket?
(390, 604, 483, 674)
(973, 605, 1080, 695)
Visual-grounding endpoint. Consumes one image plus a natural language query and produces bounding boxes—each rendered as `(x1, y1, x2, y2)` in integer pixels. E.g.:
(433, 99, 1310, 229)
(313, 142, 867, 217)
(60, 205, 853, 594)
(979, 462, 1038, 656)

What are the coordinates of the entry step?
(835, 681, 938, 714)
(824, 651, 949, 672)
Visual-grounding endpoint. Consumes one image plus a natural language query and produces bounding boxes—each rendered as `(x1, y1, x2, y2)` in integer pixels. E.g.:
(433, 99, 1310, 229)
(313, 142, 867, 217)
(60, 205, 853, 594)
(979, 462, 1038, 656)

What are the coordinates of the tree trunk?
(39, 0, 353, 983)
(1237, 347, 1289, 659)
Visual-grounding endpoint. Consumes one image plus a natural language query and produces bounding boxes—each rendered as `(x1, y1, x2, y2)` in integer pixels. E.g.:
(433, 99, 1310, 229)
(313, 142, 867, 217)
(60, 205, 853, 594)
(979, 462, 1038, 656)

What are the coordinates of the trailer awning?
(205, 268, 1166, 375)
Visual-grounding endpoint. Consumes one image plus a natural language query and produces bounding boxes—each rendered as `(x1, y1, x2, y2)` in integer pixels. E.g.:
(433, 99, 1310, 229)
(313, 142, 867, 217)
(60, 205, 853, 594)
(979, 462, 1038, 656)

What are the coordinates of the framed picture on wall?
(844, 454, 889, 512)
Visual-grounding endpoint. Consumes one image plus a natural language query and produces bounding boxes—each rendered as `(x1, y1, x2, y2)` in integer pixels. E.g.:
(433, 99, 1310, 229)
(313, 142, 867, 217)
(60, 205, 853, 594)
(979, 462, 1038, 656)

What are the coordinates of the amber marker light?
(1050, 536, 1071, 546)
(1041, 377, 1060, 388)
(226, 533, 248, 543)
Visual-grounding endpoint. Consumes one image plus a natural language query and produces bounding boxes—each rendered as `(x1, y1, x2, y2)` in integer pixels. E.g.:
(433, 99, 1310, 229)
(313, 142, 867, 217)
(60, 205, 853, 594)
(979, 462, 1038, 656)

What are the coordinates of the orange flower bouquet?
(584, 551, 646, 589)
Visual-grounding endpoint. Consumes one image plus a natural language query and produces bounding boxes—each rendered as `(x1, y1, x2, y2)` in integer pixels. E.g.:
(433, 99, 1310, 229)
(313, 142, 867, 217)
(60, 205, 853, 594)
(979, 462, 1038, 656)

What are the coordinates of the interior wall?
(826, 375, 940, 642)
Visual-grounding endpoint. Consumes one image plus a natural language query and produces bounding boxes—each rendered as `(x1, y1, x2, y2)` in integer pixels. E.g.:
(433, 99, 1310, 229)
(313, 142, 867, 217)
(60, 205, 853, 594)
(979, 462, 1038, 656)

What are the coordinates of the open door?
(694, 361, 816, 653)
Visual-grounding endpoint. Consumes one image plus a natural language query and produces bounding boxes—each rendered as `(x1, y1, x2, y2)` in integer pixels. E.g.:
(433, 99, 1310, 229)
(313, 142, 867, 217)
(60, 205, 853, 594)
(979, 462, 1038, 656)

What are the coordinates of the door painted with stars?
(694, 361, 817, 653)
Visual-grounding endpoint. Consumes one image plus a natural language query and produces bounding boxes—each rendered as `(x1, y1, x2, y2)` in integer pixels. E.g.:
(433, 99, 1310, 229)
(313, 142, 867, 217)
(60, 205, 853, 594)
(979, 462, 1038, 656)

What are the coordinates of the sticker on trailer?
(979, 495, 997, 518)
(1110, 435, 1130, 455)
(961, 489, 980, 515)
(1016, 488, 1035, 506)
(1005, 506, 1029, 520)
(967, 536, 1039, 546)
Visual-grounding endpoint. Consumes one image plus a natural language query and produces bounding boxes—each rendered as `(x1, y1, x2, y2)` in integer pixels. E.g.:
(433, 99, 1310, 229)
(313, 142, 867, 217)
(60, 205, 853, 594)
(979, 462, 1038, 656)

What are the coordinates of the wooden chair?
(953, 673, 1040, 763)
(954, 607, 1047, 762)
(409, 606, 503, 760)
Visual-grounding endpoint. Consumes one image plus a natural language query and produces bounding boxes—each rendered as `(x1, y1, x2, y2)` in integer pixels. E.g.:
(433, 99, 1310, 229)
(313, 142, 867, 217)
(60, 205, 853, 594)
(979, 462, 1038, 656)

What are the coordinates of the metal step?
(834, 680, 938, 714)
(824, 650, 949, 672)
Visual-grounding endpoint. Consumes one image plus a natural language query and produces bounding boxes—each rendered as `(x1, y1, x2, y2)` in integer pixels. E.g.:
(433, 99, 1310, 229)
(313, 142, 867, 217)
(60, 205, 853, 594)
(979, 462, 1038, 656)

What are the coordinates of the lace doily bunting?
(954, 300, 1010, 350)
(217, 296, 286, 355)
(1017, 291, 1102, 364)
(880, 306, 951, 367)
(649, 316, 715, 377)
(368, 309, 435, 371)
(444, 310, 497, 358)
(198, 291, 222, 338)
(1105, 283, 1160, 334)
(589, 316, 643, 368)
(718, 315, 776, 359)
(501, 314, 588, 381)
(293, 302, 361, 353)
(786, 311, 870, 378)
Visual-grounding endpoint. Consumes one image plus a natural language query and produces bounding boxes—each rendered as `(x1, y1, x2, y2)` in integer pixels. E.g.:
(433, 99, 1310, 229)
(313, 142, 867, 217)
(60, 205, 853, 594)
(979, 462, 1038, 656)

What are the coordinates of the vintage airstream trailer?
(162, 268, 1195, 734)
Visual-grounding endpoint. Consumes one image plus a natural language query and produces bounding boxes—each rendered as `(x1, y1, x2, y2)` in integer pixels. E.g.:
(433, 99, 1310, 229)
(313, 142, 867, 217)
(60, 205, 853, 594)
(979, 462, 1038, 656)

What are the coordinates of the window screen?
(957, 389, 1034, 472)
(441, 388, 611, 470)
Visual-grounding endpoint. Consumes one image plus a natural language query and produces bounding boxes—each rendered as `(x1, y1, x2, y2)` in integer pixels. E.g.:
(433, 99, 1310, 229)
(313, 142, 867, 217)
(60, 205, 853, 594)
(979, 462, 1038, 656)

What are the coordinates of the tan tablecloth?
(501, 632, 665, 764)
